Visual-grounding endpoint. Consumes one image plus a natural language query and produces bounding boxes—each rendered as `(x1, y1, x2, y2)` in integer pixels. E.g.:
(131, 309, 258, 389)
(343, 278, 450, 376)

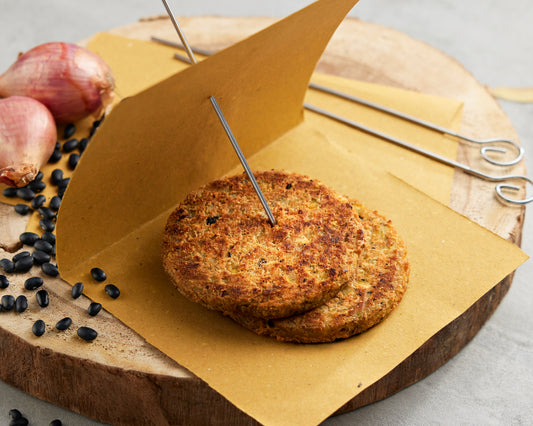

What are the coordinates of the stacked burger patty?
(162, 170, 409, 343)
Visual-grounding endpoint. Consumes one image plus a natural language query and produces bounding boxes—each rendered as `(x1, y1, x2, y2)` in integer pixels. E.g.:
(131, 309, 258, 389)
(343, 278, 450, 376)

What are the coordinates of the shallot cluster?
(0, 42, 115, 188)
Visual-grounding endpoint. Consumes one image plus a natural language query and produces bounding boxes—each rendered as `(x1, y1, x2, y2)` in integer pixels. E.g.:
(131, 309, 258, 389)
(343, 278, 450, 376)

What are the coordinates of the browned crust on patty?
(161, 170, 365, 319)
(230, 200, 409, 343)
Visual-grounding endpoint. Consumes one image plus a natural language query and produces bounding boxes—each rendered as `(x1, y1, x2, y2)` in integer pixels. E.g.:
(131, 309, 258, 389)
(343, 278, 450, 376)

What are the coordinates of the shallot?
(0, 96, 57, 187)
(0, 42, 115, 123)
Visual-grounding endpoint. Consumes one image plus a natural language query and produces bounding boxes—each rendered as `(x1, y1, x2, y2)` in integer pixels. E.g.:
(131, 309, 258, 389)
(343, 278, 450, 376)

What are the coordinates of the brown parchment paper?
(46, 1, 528, 425)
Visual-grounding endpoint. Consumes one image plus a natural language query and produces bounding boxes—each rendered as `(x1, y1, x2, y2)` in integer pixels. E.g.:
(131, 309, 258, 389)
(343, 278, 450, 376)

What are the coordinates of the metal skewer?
(150, 35, 532, 205)
(150, 36, 525, 169)
(304, 103, 532, 205)
(308, 82, 525, 168)
(160, 0, 277, 225)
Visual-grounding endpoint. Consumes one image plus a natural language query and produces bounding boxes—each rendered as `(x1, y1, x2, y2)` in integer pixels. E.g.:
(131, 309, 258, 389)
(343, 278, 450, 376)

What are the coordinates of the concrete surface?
(0, 1, 531, 424)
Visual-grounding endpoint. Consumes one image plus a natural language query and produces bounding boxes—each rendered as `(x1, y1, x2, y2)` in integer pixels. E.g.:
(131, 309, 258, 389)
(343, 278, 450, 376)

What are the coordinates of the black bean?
(0, 274, 9, 289)
(31, 194, 46, 209)
(32, 319, 46, 337)
(35, 171, 44, 181)
(13, 251, 31, 262)
(48, 148, 62, 163)
(19, 231, 40, 246)
(41, 262, 59, 277)
(88, 302, 102, 316)
(28, 179, 46, 193)
(57, 177, 70, 189)
(0, 258, 15, 273)
(32, 250, 51, 265)
(67, 153, 80, 170)
(91, 267, 107, 282)
(71, 282, 84, 299)
(2, 187, 17, 197)
(50, 168, 64, 185)
(38, 206, 56, 220)
(105, 284, 120, 299)
(62, 138, 79, 152)
(1, 294, 15, 310)
(49, 195, 61, 211)
(63, 123, 76, 139)
(34, 239, 53, 254)
(9, 408, 22, 419)
(79, 137, 89, 152)
(39, 218, 55, 233)
(41, 231, 56, 246)
(15, 295, 28, 313)
(55, 317, 72, 331)
(10, 416, 29, 426)
(14, 255, 34, 273)
(15, 187, 35, 201)
(36, 289, 49, 308)
(14, 204, 31, 215)
(24, 276, 43, 290)
(92, 116, 104, 129)
(77, 326, 97, 341)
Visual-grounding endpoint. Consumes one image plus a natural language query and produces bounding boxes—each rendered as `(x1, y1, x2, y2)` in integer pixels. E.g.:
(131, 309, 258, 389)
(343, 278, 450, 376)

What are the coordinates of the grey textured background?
(0, 1, 531, 425)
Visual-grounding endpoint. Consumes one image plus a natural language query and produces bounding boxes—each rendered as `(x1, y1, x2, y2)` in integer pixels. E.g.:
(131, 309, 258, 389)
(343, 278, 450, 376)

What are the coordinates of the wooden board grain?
(0, 16, 525, 425)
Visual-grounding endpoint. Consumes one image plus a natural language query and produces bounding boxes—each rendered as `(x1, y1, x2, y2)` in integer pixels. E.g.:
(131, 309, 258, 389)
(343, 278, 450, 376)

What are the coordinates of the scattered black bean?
(35, 171, 44, 181)
(19, 231, 39, 246)
(77, 326, 98, 341)
(63, 123, 76, 139)
(14, 204, 31, 215)
(36, 289, 49, 308)
(41, 231, 56, 246)
(92, 116, 104, 129)
(15, 295, 28, 313)
(88, 302, 102, 316)
(32, 250, 51, 265)
(57, 177, 70, 189)
(1, 294, 15, 310)
(90, 267, 107, 282)
(79, 137, 89, 152)
(15, 187, 35, 201)
(10, 417, 29, 426)
(31, 194, 46, 209)
(13, 251, 31, 262)
(55, 317, 72, 331)
(49, 195, 61, 211)
(50, 168, 64, 185)
(71, 282, 84, 299)
(32, 319, 46, 336)
(105, 284, 120, 299)
(34, 239, 53, 254)
(24, 276, 44, 290)
(38, 206, 56, 220)
(0, 258, 15, 273)
(41, 262, 59, 277)
(2, 187, 17, 197)
(48, 148, 62, 163)
(28, 179, 46, 193)
(9, 408, 22, 419)
(39, 218, 55, 233)
(14, 255, 34, 273)
(0, 275, 9, 289)
(68, 153, 80, 170)
(62, 138, 79, 152)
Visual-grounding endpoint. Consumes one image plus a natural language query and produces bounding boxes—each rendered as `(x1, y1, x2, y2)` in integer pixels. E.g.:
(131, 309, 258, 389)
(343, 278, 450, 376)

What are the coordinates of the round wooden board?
(0, 16, 525, 425)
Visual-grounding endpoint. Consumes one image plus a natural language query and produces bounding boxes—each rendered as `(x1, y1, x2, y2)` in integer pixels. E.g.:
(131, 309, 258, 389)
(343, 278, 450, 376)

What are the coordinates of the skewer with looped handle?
(151, 34, 532, 206)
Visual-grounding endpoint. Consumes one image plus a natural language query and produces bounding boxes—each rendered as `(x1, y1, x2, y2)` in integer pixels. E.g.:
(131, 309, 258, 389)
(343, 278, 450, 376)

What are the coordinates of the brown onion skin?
(0, 42, 115, 123)
(0, 96, 57, 187)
